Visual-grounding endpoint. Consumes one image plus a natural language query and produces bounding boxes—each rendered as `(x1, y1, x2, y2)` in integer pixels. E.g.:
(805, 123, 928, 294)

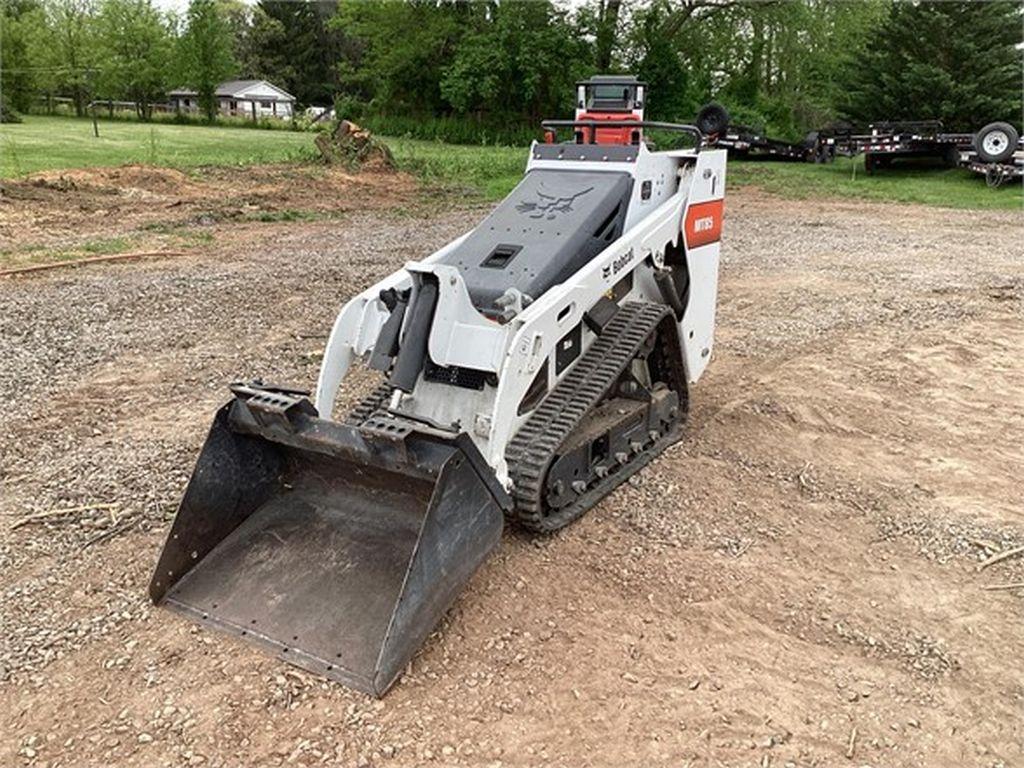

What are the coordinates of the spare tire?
(696, 103, 730, 137)
(973, 122, 1018, 163)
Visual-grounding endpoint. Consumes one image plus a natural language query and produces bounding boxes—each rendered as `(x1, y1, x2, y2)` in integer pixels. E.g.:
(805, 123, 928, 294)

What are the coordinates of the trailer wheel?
(974, 122, 1018, 164)
(696, 103, 730, 138)
(864, 153, 876, 175)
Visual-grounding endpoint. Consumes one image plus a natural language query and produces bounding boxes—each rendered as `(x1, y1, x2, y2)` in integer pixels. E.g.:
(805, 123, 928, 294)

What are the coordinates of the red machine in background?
(572, 75, 645, 146)
(541, 75, 648, 146)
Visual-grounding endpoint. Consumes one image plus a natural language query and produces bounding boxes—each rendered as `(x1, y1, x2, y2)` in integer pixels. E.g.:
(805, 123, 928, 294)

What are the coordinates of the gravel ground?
(1, 166, 1022, 767)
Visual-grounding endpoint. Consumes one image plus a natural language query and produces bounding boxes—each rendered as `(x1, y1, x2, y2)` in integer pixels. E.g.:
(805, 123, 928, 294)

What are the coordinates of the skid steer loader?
(151, 75, 727, 696)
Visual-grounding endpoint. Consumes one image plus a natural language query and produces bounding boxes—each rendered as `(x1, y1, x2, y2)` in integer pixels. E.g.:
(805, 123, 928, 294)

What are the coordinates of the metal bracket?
(494, 288, 534, 322)
(230, 381, 316, 431)
(360, 412, 417, 443)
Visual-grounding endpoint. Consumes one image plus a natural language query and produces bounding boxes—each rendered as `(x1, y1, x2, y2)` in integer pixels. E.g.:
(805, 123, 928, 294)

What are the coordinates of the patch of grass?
(244, 209, 327, 223)
(1, 243, 111, 270)
(0, 115, 319, 177)
(728, 156, 1022, 210)
(0, 242, 47, 259)
(384, 139, 1021, 210)
(5, 116, 1016, 211)
(0, 234, 138, 269)
(80, 235, 132, 255)
(1, 226, 218, 271)
(4, 132, 23, 176)
(384, 137, 526, 201)
(175, 229, 215, 245)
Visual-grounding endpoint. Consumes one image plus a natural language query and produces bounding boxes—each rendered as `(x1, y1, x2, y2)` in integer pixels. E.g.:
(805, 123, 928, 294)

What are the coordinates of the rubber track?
(505, 301, 677, 531)
(344, 382, 393, 426)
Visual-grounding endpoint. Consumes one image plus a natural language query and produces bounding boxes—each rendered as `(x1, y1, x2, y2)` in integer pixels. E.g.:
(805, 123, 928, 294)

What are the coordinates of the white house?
(168, 79, 296, 120)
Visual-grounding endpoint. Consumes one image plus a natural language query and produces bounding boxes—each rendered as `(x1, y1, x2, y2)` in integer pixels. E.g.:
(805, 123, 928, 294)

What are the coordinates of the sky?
(153, 0, 590, 17)
(153, 0, 254, 15)
(152, 0, 189, 13)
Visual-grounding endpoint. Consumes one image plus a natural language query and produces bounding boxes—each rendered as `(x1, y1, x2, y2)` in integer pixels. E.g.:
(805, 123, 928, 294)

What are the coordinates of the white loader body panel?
(316, 142, 726, 487)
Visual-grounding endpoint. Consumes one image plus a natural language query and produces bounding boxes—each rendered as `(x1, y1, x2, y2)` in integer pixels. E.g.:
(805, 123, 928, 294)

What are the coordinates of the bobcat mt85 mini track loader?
(151, 75, 727, 696)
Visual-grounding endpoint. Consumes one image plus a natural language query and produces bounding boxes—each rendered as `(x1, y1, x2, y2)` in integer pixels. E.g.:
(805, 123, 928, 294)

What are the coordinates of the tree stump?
(315, 120, 395, 170)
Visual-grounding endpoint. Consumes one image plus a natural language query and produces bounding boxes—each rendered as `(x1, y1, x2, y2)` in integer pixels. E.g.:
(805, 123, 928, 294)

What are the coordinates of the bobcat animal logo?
(516, 186, 594, 220)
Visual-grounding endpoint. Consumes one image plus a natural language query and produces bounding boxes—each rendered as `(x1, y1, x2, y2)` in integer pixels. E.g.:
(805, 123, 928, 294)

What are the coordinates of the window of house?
(183, 98, 190, 107)
(260, 100, 272, 109)
(230, 100, 238, 111)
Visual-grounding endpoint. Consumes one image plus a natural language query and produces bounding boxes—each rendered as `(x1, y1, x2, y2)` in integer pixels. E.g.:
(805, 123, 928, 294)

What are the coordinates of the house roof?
(168, 79, 295, 101)
(218, 79, 296, 100)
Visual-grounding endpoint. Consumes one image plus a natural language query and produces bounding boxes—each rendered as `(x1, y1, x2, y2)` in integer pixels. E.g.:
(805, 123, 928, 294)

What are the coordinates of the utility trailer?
(711, 126, 835, 163)
(694, 103, 834, 163)
(832, 119, 1022, 183)
(831, 120, 972, 174)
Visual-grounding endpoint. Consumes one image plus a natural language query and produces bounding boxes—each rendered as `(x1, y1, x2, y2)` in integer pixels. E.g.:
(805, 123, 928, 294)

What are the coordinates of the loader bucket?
(149, 385, 507, 696)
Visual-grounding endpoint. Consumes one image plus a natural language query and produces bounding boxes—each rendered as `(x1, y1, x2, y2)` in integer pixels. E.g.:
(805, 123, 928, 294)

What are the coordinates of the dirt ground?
(1, 165, 1022, 768)
(0, 163, 418, 268)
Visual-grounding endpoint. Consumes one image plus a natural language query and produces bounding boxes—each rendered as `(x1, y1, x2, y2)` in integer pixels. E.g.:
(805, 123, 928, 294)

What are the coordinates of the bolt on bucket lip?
(150, 387, 507, 696)
(165, 598, 383, 692)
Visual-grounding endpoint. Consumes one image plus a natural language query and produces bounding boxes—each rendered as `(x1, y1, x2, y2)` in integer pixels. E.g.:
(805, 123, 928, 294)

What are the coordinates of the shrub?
(1, 98, 23, 123)
(341, 111, 541, 147)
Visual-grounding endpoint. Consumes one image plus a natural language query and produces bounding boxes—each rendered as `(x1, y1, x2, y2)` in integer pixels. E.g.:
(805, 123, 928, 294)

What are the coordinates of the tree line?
(2, 0, 1021, 140)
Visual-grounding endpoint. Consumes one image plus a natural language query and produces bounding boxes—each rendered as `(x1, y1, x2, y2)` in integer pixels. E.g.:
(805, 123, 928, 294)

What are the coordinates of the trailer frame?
(710, 124, 835, 164)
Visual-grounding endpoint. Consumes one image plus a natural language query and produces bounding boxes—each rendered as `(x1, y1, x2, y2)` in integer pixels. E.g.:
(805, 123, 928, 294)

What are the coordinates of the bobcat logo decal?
(516, 186, 593, 220)
(601, 249, 634, 280)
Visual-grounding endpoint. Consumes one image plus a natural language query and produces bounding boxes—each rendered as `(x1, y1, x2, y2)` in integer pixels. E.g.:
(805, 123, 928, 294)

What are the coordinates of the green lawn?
(728, 156, 1022, 210)
(386, 138, 1021, 210)
(1, 115, 316, 176)
(385, 138, 527, 200)
(3, 115, 1020, 210)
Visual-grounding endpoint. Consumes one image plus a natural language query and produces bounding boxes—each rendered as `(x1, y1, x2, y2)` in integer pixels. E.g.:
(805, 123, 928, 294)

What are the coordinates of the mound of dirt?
(28, 165, 203, 199)
(1, 161, 420, 258)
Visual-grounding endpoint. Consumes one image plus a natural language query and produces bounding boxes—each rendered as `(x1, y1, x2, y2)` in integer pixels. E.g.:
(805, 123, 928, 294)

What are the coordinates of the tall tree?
(440, 1, 589, 121)
(627, 0, 884, 135)
(844, 0, 1023, 129)
(95, 0, 172, 119)
(179, 0, 236, 121)
(236, 4, 292, 92)
(333, 0, 473, 116)
(244, 0, 343, 107)
(623, 0, 692, 121)
(593, 0, 622, 72)
(215, 0, 251, 67)
(1, 0, 51, 113)
(47, 0, 98, 115)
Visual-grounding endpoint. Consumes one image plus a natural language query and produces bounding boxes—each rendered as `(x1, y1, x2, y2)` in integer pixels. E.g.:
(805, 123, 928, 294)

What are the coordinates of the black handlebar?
(540, 119, 705, 146)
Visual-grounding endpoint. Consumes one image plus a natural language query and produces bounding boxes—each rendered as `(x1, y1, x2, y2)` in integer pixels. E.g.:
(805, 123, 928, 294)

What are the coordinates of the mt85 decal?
(683, 199, 724, 249)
